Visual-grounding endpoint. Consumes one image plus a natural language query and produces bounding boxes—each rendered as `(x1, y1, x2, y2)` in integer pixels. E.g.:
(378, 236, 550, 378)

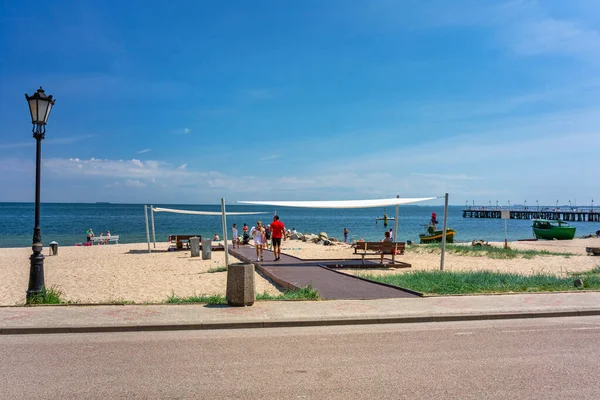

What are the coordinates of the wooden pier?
(462, 209, 600, 222)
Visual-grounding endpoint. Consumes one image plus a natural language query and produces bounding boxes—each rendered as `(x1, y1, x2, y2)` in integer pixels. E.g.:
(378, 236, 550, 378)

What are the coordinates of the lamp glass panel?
(36, 99, 50, 124)
(28, 98, 38, 123)
(42, 101, 53, 124)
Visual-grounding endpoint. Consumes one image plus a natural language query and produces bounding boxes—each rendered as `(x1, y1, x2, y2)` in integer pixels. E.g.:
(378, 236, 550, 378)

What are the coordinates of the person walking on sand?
(86, 228, 94, 244)
(251, 221, 264, 261)
(270, 215, 285, 261)
(343, 228, 349, 243)
(232, 223, 238, 248)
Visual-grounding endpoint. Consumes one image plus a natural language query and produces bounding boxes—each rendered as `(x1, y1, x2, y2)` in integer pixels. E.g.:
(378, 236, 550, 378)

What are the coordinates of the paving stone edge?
(2, 309, 600, 335)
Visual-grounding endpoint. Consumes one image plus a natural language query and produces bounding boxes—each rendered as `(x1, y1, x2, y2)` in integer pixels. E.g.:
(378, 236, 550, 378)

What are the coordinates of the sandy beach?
(1, 238, 599, 306)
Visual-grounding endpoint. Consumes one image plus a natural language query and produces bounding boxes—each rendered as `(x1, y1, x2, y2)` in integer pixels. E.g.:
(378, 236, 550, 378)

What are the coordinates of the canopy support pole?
(394, 194, 400, 241)
(144, 205, 151, 254)
(221, 198, 229, 268)
(440, 193, 449, 270)
(150, 205, 156, 248)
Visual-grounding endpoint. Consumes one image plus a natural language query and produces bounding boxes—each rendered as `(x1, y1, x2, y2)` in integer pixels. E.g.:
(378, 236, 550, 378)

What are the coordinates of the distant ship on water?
(96, 202, 111, 204)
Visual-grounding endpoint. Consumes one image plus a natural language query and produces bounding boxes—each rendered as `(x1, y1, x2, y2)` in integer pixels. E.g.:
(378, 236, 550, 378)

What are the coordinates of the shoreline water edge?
(1, 203, 600, 248)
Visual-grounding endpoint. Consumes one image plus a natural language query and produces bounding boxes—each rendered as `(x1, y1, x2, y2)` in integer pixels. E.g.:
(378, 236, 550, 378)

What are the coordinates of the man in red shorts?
(270, 215, 285, 261)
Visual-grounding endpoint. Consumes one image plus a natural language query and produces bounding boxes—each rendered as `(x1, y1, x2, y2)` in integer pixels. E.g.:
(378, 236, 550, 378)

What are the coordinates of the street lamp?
(25, 87, 55, 301)
(508, 200, 511, 210)
(536, 200, 539, 211)
(524, 200, 527, 210)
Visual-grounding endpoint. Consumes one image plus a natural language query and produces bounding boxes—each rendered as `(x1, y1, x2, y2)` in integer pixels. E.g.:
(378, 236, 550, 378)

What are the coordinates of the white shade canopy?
(152, 207, 267, 216)
(236, 197, 436, 209)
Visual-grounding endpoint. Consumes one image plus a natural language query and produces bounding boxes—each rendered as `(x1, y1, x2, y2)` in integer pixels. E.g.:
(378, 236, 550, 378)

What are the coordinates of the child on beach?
(232, 224, 238, 248)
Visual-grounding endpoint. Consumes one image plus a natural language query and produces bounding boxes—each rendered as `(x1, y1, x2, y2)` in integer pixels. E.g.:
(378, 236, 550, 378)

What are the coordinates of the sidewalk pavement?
(2, 292, 600, 335)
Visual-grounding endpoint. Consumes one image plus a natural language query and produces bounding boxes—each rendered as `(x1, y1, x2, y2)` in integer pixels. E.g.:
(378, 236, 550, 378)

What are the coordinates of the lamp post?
(508, 200, 511, 210)
(496, 200, 498, 209)
(524, 200, 527, 210)
(25, 87, 55, 301)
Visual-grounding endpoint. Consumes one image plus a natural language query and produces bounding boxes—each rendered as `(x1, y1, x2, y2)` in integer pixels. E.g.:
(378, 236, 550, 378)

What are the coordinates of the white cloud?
(259, 155, 281, 162)
(177, 164, 187, 169)
(243, 88, 276, 101)
(137, 149, 151, 154)
(184, 128, 191, 135)
(504, 16, 600, 61)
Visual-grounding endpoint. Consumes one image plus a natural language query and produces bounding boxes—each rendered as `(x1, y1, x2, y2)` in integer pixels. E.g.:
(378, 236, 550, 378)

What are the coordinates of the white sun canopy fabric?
(236, 197, 436, 209)
(152, 207, 267, 216)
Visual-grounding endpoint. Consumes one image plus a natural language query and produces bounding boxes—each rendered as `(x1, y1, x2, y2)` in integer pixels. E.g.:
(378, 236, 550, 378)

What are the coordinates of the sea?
(1, 202, 599, 248)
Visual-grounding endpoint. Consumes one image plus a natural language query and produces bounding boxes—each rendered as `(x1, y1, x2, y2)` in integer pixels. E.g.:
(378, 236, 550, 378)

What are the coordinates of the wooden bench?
(168, 235, 202, 250)
(353, 241, 406, 265)
(91, 235, 119, 245)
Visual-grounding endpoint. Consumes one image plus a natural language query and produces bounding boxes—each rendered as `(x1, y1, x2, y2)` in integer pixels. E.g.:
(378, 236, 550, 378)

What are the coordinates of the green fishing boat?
(419, 227, 456, 244)
(532, 219, 576, 240)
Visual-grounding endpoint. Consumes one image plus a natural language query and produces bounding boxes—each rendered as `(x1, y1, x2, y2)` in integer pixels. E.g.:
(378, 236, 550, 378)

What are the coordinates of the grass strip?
(358, 269, 600, 295)
(167, 285, 319, 304)
(167, 293, 227, 305)
(256, 285, 320, 301)
(406, 244, 575, 259)
(25, 286, 63, 305)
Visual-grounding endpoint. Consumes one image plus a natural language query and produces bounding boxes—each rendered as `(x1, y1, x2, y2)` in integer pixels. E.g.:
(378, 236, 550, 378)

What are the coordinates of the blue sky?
(1, 0, 599, 206)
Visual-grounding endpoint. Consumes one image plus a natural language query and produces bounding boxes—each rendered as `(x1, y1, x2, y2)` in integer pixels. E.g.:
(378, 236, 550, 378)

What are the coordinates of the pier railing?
(462, 208, 600, 222)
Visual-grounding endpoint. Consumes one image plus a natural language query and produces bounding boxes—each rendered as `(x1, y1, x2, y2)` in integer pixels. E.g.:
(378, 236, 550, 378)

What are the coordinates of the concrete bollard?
(189, 237, 200, 257)
(226, 263, 255, 306)
(49, 241, 58, 256)
(201, 239, 212, 260)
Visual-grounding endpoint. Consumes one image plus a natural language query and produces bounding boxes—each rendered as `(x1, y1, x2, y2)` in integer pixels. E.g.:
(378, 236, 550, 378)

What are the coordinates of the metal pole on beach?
(394, 195, 400, 241)
(150, 205, 156, 248)
(144, 205, 151, 253)
(440, 193, 449, 271)
(221, 198, 229, 268)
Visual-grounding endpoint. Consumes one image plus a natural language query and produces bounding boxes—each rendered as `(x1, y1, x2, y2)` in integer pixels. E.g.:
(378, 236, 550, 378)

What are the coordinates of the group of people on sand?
(85, 228, 112, 245)
(231, 216, 286, 262)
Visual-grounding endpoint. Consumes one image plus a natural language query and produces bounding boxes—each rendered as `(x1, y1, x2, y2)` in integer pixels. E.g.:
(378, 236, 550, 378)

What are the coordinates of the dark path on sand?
(229, 245, 419, 300)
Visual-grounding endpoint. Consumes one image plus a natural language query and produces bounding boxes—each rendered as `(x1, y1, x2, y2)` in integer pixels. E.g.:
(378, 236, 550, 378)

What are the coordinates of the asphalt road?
(2, 317, 600, 399)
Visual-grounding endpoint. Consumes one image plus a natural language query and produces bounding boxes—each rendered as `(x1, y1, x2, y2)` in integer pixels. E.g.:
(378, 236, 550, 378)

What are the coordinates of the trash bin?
(190, 236, 200, 257)
(49, 241, 58, 256)
(226, 262, 255, 306)
(201, 239, 212, 260)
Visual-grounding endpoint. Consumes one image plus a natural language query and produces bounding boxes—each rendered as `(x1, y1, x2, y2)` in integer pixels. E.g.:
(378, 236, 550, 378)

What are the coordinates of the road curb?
(3, 308, 600, 335)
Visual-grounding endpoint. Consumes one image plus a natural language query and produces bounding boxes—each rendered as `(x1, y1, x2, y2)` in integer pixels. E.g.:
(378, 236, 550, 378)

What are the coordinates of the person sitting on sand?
(380, 231, 393, 264)
(98, 232, 104, 245)
(105, 230, 111, 244)
(213, 233, 220, 241)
